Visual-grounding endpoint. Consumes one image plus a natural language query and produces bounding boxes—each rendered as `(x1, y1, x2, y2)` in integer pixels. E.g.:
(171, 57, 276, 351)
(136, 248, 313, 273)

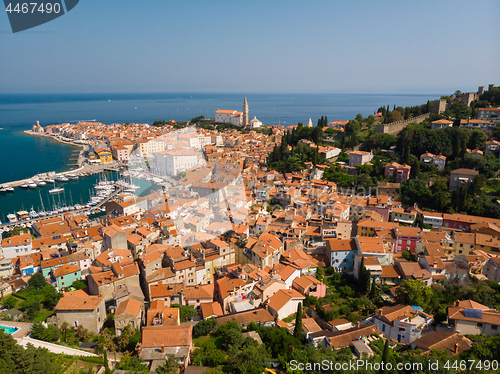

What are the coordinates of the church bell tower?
(243, 97, 249, 126)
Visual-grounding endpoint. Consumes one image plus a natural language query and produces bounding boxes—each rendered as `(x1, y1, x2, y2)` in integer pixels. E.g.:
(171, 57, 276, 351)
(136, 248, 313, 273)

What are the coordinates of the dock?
(1, 162, 122, 188)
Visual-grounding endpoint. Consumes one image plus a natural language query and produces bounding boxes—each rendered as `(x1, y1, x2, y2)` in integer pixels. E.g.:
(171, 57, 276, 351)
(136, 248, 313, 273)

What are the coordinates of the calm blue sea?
(0, 92, 440, 219)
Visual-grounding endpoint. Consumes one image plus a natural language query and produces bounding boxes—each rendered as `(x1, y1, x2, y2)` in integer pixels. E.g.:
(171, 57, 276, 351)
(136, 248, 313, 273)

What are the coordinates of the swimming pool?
(0, 325, 18, 334)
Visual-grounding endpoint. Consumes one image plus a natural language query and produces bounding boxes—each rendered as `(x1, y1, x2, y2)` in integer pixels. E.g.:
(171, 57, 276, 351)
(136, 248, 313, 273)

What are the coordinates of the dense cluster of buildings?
(7, 100, 500, 370)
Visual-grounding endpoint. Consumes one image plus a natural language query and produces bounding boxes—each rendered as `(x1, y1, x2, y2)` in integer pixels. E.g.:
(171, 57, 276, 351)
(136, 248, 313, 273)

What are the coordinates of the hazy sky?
(1, 0, 499, 94)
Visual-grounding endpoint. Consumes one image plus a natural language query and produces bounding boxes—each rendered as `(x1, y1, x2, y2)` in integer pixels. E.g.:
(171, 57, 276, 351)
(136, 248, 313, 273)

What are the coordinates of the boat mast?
(39, 190, 45, 212)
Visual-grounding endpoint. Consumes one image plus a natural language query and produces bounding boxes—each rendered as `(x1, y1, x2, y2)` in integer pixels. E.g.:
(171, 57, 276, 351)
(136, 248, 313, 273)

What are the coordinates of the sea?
(0, 92, 441, 220)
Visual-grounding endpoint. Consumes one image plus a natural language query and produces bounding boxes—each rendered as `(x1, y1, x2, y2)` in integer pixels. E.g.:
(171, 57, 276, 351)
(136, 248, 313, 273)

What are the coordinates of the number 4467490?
(5, 2, 61, 14)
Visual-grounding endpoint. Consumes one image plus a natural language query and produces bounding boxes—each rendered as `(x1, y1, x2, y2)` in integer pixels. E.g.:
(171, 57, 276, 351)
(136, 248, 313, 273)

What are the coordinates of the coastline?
(0, 131, 118, 187)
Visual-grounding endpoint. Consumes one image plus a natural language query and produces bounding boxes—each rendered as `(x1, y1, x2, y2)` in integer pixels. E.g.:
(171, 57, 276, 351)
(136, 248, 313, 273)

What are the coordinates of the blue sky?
(1, 0, 499, 93)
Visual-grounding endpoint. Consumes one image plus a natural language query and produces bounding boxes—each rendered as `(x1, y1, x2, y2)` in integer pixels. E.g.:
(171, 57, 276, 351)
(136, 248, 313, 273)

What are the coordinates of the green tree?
(358, 257, 371, 294)
(155, 355, 178, 374)
(71, 279, 88, 290)
(231, 345, 270, 374)
(3, 295, 17, 309)
(402, 250, 414, 262)
(20, 297, 41, 320)
(293, 303, 303, 339)
(0, 329, 55, 374)
(380, 339, 390, 373)
(396, 279, 433, 310)
(117, 353, 150, 372)
(316, 267, 323, 282)
(468, 129, 488, 150)
(193, 318, 217, 338)
(192, 339, 225, 367)
(28, 272, 46, 290)
(434, 309, 448, 324)
(41, 284, 62, 309)
(369, 276, 377, 300)
(219, 327, 245, 352)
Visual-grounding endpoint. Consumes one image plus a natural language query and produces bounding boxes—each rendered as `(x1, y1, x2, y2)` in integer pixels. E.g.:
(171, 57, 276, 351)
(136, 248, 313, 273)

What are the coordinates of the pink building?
(384, 162, 411, 183)
(292, 275, 327, 298)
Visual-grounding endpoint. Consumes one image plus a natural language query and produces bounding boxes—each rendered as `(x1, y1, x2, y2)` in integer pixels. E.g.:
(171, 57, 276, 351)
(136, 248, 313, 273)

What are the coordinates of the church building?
(215, 97, 249, 127)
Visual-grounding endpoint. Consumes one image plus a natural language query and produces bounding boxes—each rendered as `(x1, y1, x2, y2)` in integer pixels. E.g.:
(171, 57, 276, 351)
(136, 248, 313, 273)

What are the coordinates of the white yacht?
(19, 183, 29, 188)
(45, 178, 55, 183)
(29, 208, 38, 218)
(5, 186, 14, 192)
(55, 175, 69, 182)
(27, 181, 37, 188)
(37, 180, 47, 186)
(49, 187, 65, 194)
(7, 214, 17, 223)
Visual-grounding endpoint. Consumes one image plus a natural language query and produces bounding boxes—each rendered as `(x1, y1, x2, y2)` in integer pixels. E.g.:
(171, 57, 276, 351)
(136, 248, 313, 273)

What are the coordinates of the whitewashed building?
(155, 148, 199, 176)
(1, 234, 33, 259)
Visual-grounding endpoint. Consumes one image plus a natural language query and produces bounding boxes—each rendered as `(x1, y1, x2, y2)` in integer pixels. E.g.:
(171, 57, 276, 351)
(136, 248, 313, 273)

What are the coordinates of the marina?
(0, 168, 160, 226)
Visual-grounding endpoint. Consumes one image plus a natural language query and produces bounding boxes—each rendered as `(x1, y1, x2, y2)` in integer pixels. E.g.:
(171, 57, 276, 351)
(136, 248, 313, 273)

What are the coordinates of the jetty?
(2, 162, 122, 188)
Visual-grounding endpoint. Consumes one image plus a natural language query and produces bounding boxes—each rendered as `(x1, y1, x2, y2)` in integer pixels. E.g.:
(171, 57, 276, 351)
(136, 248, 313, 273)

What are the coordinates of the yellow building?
(356, 218, 397, 237)
(95, 148, 113, 163)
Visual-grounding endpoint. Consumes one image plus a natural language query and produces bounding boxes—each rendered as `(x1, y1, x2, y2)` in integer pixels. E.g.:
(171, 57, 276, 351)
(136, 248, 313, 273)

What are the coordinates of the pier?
(1, 162, 122, 188)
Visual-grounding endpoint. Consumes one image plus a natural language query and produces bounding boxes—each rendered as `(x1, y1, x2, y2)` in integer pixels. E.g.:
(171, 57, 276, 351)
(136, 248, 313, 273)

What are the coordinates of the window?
(491, 325, 497, 331)
(407, 240, 411, 245)
(477, 323, 483, 328)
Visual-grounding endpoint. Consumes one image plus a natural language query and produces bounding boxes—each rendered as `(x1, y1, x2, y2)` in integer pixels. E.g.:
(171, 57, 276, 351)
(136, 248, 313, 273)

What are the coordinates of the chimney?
(454, 343, 459, 355)
(137, 346, 142, 355)
(455, 300, 460, 307)
(380, 309, 383, 316)
(357, 321, 361, 328)
(161, 346, 165, 353)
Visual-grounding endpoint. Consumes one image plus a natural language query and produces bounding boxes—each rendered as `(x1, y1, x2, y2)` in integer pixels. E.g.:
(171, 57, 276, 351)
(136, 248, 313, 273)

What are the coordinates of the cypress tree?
(103, 351, 111, 374)
(459, 138, 467, 159)
(380, 339, 390, 373)
(369, 276, 376, 299)
(358, 257, 365, 279)
(293, 303, 303, 339)
(324, 116, 328, 127)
